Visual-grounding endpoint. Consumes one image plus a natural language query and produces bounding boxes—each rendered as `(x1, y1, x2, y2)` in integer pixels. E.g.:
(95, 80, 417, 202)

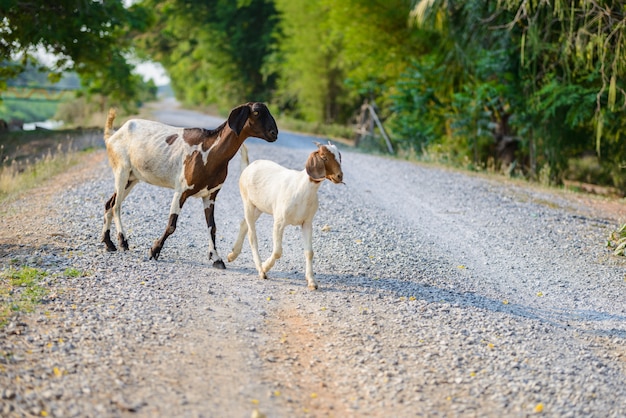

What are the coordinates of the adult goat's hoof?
(149, 245, 161, 260)
(213, 260, 226, 269)
(103, 241, 117, 252)
(118, 233, 129, 251)
(102, 231, 117, 252)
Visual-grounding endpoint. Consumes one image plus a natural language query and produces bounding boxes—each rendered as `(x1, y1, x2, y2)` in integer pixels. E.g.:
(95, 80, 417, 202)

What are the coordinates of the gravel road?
(1, 102, 626, 417)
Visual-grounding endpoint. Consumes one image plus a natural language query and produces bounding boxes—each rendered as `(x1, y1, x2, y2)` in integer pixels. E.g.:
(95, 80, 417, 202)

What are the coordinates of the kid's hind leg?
(244, 207, 265, 279)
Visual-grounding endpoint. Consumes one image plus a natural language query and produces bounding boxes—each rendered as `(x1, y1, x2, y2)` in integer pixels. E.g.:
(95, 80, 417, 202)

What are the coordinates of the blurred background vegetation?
(2, 0, 626, 193)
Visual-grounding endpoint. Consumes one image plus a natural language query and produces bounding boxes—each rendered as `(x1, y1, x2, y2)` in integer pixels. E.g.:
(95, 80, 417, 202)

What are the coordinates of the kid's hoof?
(213, 260, 226, 269)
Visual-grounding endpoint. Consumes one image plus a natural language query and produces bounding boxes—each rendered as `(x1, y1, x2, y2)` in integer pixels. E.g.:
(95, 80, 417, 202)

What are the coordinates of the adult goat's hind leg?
(102, 192, 117, 251)
(107, 174, 137, 251)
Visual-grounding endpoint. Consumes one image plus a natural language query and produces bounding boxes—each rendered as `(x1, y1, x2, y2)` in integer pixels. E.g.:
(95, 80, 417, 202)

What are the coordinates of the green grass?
(0, 266, 50, 327)
(0, 266, 91, 328)
(63, 267, 82, 278)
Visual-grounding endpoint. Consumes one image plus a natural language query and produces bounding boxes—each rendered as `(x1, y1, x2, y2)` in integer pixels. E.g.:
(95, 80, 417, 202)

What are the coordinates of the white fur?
(228, 144, 343, 289)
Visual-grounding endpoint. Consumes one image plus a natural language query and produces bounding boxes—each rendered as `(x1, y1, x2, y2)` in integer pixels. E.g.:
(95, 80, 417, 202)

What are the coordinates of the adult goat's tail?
(104, 108, 116, 141)
(239, 143, 250, 174)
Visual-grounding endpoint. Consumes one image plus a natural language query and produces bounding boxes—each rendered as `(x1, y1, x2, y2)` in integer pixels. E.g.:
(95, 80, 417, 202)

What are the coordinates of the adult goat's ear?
(306, 150, 326, 181)
(228, 104, 251, 136)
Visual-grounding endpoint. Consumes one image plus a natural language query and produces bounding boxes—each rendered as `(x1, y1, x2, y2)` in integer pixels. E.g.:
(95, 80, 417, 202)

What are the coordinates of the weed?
(0, 266, 50, 327)
(63, 267, 82, 278)
(608, 223, 626, 256)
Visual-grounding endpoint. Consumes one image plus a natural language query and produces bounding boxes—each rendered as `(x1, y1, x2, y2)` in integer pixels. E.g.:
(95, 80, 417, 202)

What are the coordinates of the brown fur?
(165, 134, 178, 145)
(104, 108, 116, 140)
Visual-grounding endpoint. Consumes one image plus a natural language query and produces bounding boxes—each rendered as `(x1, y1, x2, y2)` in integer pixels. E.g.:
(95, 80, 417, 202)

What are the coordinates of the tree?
(273, 0, 427, 124)
(136, 0, 278, 111)
(0, 0, 152, 105)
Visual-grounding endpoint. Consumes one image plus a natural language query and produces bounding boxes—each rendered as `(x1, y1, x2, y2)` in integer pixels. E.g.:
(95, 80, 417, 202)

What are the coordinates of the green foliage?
(137, 0, 278, 111)
(389, 0, 626, 191)
(388, 59, 448, 153)
(0, 99, 57, 124)
(273, 0, 428, 124)
(0, 0, 152, 104)
(272, 0, 341, 122)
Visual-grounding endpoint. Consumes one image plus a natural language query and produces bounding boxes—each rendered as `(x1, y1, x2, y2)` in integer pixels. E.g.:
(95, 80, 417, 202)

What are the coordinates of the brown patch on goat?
(183, 150, 207, 191)
(183, 128, 219, 152)
(104, 193, 117, 211)
(165, 134, 178, 145)
(305, 151, 326, 181)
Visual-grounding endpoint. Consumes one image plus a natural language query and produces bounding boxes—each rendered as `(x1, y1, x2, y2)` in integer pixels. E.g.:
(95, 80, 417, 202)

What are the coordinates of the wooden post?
(367, 105, 394, 154)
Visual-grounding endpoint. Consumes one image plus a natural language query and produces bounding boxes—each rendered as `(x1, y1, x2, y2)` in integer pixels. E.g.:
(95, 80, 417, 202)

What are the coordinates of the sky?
(33, 46, 171, 87)
(134, 61, 171, 86)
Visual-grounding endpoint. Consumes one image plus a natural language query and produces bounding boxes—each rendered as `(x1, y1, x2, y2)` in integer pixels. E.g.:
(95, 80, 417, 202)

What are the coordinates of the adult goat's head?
(306, 141, 343, 184)
(228, 102, 278, 142)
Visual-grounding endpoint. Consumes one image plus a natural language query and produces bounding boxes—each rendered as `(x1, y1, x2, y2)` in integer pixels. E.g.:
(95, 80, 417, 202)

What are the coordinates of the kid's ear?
(305, 150, 326, 181)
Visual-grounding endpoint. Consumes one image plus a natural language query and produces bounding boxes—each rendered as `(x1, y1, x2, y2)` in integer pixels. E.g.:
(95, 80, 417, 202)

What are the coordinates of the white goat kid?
(101, 102, 278, 268)
(228, 142, 343, 289)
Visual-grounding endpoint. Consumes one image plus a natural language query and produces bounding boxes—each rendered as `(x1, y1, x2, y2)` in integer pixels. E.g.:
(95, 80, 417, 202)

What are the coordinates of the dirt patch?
(0, 151, 107, 259)
(261, 305, 348, 417)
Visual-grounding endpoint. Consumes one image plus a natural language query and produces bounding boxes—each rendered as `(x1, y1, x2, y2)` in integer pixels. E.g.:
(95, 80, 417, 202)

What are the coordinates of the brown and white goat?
(101, 102, 278, 268)
(227, 142, 343, 289)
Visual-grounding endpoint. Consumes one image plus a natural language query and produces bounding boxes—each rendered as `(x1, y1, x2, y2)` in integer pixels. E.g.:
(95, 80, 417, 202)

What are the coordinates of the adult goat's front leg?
(302, 221, 318, 290)
(150, 192, 184, 260)
(203, 193, 225, 269)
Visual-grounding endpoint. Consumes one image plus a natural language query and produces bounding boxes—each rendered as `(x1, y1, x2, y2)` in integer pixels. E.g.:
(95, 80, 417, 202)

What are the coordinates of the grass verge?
(0, 144, 93, 204)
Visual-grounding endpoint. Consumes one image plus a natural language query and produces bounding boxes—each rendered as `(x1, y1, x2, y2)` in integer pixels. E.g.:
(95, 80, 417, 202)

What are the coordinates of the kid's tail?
(239, 143, 250, 174)
(104, 108, 116, 141)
